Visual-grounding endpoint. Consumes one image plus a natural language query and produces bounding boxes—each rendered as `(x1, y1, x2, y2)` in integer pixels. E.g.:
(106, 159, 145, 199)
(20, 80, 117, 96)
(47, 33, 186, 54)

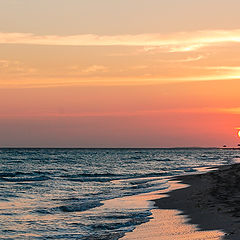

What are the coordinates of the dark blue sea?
(0, 148, 239, 239)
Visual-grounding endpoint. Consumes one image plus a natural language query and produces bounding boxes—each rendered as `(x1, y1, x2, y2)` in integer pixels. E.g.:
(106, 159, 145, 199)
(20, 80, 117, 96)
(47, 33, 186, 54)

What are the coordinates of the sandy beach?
(153, 163, 240, 239)
(123, 163, 240, 240)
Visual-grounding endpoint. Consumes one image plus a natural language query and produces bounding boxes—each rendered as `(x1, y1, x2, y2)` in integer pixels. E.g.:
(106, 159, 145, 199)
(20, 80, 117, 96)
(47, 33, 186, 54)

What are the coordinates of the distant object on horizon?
(223, 145, 227, 148)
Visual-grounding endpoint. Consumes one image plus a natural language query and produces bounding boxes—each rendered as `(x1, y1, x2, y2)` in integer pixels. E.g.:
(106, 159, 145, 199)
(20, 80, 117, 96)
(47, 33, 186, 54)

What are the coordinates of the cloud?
(0, 59, 37, 75)
(195, 66, 240, 80)
(205, 66, 240, 71)
(1, 107, 240, 118)
(1, 29, 240, 52)
(81, 65, 108, 74)
(66, 65, 109, 76)
(158, 55, 204, 63)
(130, 65, 149, 70)
(0, 60, 11, 68)
(0, 72, 239, 89)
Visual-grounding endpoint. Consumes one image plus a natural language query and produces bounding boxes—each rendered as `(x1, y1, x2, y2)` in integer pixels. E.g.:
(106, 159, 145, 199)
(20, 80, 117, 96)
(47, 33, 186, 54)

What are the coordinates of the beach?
(124, 163, 240, 239)
(0, 149, 239, 239)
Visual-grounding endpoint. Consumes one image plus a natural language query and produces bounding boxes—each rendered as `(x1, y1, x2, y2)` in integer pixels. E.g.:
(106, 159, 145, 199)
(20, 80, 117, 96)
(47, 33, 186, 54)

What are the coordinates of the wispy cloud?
(1, 107, 240, 118)
(158, 55, 204, 63)
(1, 29, 240, 52)
(196, 66, 240, 80)
(0, 59, 37, 75)
(205, 66, 240, 71)
(0, 73, 239, 89)
(67, 65, 109, 75)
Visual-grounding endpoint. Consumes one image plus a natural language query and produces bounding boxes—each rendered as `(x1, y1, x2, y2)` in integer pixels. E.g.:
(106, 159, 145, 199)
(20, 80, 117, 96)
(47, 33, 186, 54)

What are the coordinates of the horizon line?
(0, 147, 236, 150)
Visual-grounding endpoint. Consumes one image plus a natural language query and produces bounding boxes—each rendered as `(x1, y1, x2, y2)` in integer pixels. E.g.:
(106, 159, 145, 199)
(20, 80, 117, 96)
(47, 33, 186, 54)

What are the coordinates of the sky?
(0, 0, 240, 147)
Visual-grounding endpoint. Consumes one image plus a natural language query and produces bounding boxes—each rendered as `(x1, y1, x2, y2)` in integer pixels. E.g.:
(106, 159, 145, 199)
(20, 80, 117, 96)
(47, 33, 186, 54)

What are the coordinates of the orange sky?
(0, 0, 240, 147)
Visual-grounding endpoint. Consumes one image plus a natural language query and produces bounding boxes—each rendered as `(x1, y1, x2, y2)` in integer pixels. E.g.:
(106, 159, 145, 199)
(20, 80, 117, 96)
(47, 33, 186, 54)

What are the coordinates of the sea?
(0, 148, 239, 239)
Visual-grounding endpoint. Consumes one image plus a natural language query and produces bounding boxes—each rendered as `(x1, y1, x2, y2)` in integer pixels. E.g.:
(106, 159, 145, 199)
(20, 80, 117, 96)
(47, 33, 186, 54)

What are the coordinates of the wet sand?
(123, 164, 240, 240)
(122, 181, 224, 240)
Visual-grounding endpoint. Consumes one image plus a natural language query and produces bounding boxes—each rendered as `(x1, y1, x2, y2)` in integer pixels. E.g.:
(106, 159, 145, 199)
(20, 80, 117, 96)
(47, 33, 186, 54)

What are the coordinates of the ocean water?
(0, 148, 239, 239)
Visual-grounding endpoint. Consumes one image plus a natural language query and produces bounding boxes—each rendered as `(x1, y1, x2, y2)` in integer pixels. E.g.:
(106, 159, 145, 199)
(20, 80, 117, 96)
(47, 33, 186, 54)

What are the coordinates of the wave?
(129, 156, 142, 160)
(152, 158, 172, 162)
(64, 172, 170, 183)
(133, 172, 170, 178)
(0, 171, 50, 178)
(58, 201, 103, 212)
(35, 201, 104, 214)
(0, 176, 51, 182)
(62, 170, 176, 183)
(91, 211, 152, 231)
(63, 173, 121, 178)
(0, 167, 192, 184)
(67, 177, 112, 182)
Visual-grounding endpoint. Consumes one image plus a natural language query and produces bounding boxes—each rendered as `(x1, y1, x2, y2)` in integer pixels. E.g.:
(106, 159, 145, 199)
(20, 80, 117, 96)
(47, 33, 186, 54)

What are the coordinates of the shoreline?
(153, 163, 240, 239)
(123, 163, 240, 239)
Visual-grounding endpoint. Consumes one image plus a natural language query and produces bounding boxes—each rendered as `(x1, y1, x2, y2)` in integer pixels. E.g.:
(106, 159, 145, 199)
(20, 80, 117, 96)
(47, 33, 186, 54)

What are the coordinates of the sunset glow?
(2, 2, 240, 240)
(1, 0, 240, 147)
